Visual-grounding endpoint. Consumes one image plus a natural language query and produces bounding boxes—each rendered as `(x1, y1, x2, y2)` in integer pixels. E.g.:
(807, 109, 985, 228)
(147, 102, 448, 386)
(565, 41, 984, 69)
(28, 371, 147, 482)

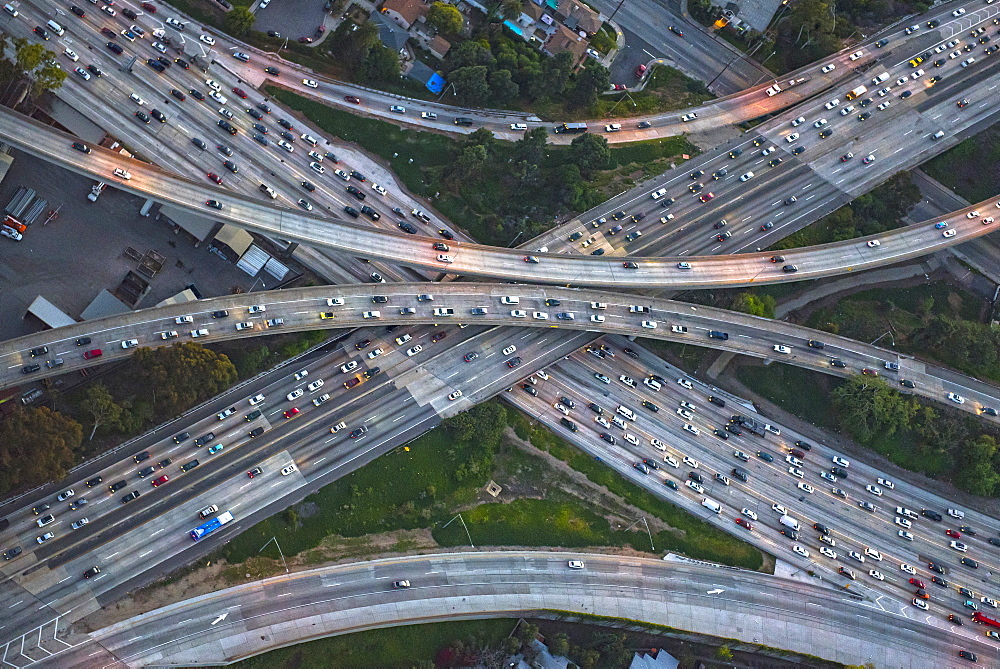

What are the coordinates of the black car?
(146, 58, 165, 72)
(122, 7, 137, 18)
(521, 384, 537, 396)
(121, 490, 141, 504)
(921, 509, 943, 521)
(264, 67, 279, 76)
(360, 206, 380, 220)
(218, 120, 237, 135)
(253, 133, 268, 146)
(71, 5, 85, 15)
(438, 229, 454, 240)
(708, 395, 726, 407)
(252, 123, 268, 135)
(108, 480, 127, 493)
(170, 89, 186, 101)
(30, 346, 49, 357)
(349, 426, 369, 439)
(32, 504, 51, 515)
(194, 433, 215, 447)
(725, 423, 742, 436)
(343, 206, 360, 218)
(280, 131, 295, 142)
(600, 433, 616, 445)
(246, 108, 263, 120)
(249, 427, 265, 438)
(172, 432, 190, 444)
(22, 364, 40, 374)
(133, 450, 151, 463)
(350, 170, 366, 181)
(189, 89, 205, 101)
(76, 337, 92, 346)
(398, 221, 417, 234)
(174, 58, 189, 69)
(757, 451, 774, 462)
(642, 401, 660, 413)
(223, 160, 238, 173)
(180, 460, 200, 472)
(831, 467, 848, 478)
(301, 180, 316, 192)
(347, 185, 366, 200)
(961, 557, 978, 569)
(86, 476, 103, 488)
(713, 429, 729, 439)
(151, 109, 166, 123)
(106, 42, 123, 54)
(780, 528, 797, 540)
(135, 110, 151, 123)
(278, 118, 293, 129)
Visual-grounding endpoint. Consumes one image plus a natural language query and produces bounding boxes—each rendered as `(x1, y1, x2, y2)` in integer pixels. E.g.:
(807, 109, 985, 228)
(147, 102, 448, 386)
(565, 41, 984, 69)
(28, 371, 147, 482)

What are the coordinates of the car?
(819, 546, 836, 559)
(895, 517, 912, 529)
(821, 63, 835, 73)
(948, 392, 965, 403)
(302, 79, 319, 88)
(951, 540, 968, 552)
(947, 529, 962, 539)
(900, 563, 916, 575)
(912, 598, 928, 611)
(866, 484, 883, 497)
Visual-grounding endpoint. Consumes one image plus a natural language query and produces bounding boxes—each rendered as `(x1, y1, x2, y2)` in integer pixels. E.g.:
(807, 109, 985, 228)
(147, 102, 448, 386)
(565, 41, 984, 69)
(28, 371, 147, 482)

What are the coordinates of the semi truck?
(973, 612, 1000, 629)
(845, 85, 868, 101)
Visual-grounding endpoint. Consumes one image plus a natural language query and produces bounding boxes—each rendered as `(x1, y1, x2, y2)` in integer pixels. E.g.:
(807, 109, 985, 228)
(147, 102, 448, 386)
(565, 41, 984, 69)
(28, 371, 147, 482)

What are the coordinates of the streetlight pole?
(258, 536, 289, 573)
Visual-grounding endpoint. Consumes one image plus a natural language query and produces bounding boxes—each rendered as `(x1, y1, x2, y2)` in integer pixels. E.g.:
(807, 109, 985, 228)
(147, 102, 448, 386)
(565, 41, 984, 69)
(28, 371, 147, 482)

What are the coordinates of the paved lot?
(254, 0, 327, 42)
(0, 150, 254, 341)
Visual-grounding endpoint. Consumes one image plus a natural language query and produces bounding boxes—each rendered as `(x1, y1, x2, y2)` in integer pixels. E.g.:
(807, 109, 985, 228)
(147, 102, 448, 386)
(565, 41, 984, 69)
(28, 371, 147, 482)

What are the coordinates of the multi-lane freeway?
(41, 552, 992, 667)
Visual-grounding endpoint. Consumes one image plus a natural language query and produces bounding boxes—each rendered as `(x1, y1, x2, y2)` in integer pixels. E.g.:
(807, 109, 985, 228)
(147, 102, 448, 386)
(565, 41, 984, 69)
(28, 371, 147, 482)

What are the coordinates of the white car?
(896, 77, 909, 86)
(448, 390, 463, 401)
(249, 393, 265, 406)
(821, 63, 836, 73)
(912, 598, 928, 611)
(961, 58, 975, 68)
(982, 597, 999, 608)
(390, 105, 406, 113)
(948, 508, 966, 519)
(57, 489, 74, 501)
(294, 369, 309, 380)
(742, 508, 758, 521)
(533, 312, 548, 320)
(895, 517, 912, 529)
(406, 345, 423, 357)
(814, 118, 828, 128)
(899, 530, 914, 541)
(64, 48, 80, 62)
(792, 545, 809, 558)
(848, 550, 865, 563)
(773, 345, 790, 354)
(200, 34, 215, 45)
(900, 563, 917, 575)
(511, 310, 527, 318)
(553, 403, 570, 416)
(819, 546, 837, 559)
(839, 105, 855, 116)
(785, 455, 803, 466)
(967, 211, 981, 219)
(786, 133, 799, 143)
(161, 330, 178, 340)
(685, 480, 705, 493)
(594, 373, 610, 384)
(869, 570, 884, 581)
(371, 184, 387, 196)
(307, 379, 324, 392)
(677, 378, 693, 389)
(867, 240, 880, 248)
(788, 466, 804, 479)
(302, 79, 319, 88)
(877, 477, 894, 489)
(619, 375, 636, 387)
(36, 532, 54, 544)
(567, 560, 585, 569)
(791, 116, 805, 126)
(877, 101, 890, 111)
(340, 361, 358, 373)
(641, 321, 657, 329)
(122, 339, 138, 349)
(595, 416, 611, 428)
(832, 456, 850, 467)
(650, 438, 667, 451)
(663, 455, 679, 468)
(760, 147, 775, 156)
(683, 456, 700, 469)
(824, 98, 840, 110)
(772, 503, 786, 515)
(733, 450, 750, 461)
(676, 408, 693, 420)
(75, 67, 91, 81)
(623, 433, 639, 446)
(205, 79, 221, 91)
(510, 123, 527, 131)
(71, 518, 89, 530)
(820, 471, 837, 482)
(310, 162, 326, 174)
(947, 392, 965, 404)
(797, 482, 814, 494)
(953, 7, 966, 15)
(950, 540, 968, 552)
(209, 90, 227, 105)
(819, 534, 835, 546)
(866, 484, 883, 497)
(286, 389, 304, 401)
(849, 50, 863, 61)
(865, 547, 883, 561)
(591, 314, 605, 323)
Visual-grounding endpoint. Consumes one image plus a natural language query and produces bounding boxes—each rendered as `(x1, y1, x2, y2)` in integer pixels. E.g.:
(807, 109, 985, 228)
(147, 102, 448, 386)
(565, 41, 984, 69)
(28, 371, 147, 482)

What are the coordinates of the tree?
(567, 64, 610, 109)
(10, 38, 65, 99)
(13, 39, 47, 73)
(360, 45, 400, 83)
(717, 644, 734, 661)
(832, 375, 918, 444)
(427, 1, 464, 35)
(450, 65, 491, 106)
(130, 343, 238, 416)
(569, 133, 611, 177)
(0, 407, 81, 495)
(549, 632, 570, 657)
(500, 0, 521, 19)
(488, 68, 519, 104)
(543, 52, 576, 97)
(444, 401, 507, 449)
(80, 384, 125, 441)
(448, 40, 493, 70)
(730, 292, 775, 318)
(224, 7, 256, 37)
(457, 144, 488, 174)
(954, 435, 1000, 496)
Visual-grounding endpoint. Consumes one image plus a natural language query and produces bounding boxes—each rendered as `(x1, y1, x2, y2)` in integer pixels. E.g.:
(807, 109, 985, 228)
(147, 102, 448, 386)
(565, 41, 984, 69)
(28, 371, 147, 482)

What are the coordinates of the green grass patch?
(735, 364, 841, 428)
(922, 125, 1000, 204)
(230, 618, 515, 669)
(589, 66, 715, 120)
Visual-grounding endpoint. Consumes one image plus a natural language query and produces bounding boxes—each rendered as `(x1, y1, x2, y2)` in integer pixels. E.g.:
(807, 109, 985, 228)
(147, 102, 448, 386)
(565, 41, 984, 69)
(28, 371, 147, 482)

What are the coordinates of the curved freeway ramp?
(47, 551, 985, 667)
(0, 107, 997, 289)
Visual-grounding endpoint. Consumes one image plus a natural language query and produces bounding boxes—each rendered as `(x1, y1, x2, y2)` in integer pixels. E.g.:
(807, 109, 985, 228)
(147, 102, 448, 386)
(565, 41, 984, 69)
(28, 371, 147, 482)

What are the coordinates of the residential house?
(428, 34, 452, 59)
(543, 22, 588, 68)
(380, 0, 429, 30)
(555, 0, 601, 36)
(373, 11, 411, 55)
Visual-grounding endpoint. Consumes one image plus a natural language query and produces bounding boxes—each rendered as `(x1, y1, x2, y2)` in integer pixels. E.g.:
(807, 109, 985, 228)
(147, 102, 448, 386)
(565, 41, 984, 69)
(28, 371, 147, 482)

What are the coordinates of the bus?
(189, 510, 233, 540)
(554, 122, 588, 134)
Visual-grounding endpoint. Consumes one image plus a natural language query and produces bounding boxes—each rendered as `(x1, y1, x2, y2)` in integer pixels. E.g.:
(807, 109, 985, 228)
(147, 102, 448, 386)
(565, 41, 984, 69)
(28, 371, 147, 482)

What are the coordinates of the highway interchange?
(3, 0, 1000, 664)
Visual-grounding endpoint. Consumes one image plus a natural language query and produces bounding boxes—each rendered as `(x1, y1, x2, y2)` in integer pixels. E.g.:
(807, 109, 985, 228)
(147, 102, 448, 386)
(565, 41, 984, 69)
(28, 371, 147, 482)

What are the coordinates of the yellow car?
(319, 312, 336, 320)
(909, 57, 923, 67)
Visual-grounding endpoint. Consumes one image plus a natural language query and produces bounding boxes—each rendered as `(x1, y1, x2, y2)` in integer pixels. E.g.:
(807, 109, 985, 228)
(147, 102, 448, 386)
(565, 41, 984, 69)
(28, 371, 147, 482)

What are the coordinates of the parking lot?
(0, 150, 255, 341)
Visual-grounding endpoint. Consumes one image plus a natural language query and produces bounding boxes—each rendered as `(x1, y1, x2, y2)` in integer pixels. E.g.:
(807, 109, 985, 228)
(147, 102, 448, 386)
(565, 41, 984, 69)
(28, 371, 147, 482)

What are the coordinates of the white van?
(616, 405, 636, 421)
(871, 72, 889, 85)
(46, 19, 65, 36)
(701, 498, 722, 514)
(643, 377, 662, 391)
(501, 296, 519, 305)
(895, 506, 919, 520)
(4, 3, 19, 16)
(300, 133, 318, 146)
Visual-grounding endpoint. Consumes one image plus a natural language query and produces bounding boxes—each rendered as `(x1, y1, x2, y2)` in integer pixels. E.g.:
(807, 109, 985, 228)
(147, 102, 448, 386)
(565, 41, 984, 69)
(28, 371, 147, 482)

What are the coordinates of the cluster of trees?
(0, 408, 81, 496)
(437, 128, 610, 244)
(0, 35, 67, 108)
(442, 33, 610, 110)
(913, 315, 1000, 383)
(327, 21, 401, 84)
(832, 375, 1000, 496)
(730, 292, 776, 318)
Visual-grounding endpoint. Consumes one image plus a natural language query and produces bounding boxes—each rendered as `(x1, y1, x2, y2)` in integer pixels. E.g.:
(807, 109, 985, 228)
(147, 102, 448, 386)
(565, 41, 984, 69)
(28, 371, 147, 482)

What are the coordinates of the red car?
(247, 466, 263, 478)
(83, 349, 103, 360)
(699, 192, 714, 202)
(343, 377, 361, 389)
(946, 529, 962, 538)
(611, 83, 626, 91)
(151, 475, 169, 487)
(735, 518, 752, 531)
(207, 173, 222, 184)
(861, 368, 879, 376)
(141, 1, 156, 11)
(232, 87, 248, 98)
(344, 95, 361, 104)
(298, 37, 313, 43)
(635, 64, 647, 78)
(283, 407, 300, 419)
(909, 578, 925, 588)
(431, 332, 447, 343)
